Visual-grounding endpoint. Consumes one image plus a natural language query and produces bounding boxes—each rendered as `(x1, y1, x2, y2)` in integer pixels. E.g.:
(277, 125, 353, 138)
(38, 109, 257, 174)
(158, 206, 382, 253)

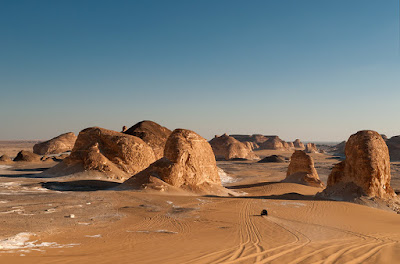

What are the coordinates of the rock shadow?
(42, 180, 121, 192)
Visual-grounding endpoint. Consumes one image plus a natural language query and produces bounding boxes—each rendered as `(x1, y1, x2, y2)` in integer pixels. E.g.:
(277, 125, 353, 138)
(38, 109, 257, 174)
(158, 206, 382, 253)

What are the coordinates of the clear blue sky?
(0, 0, 399, 141)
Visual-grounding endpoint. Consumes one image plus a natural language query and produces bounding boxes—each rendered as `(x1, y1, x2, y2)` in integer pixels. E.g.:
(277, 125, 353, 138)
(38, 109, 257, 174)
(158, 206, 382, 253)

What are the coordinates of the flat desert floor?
(0, 145, 399, 263)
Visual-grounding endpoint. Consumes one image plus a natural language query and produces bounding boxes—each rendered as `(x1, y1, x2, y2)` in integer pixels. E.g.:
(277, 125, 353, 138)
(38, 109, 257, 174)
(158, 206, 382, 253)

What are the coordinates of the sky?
(0, 0, 399, 142)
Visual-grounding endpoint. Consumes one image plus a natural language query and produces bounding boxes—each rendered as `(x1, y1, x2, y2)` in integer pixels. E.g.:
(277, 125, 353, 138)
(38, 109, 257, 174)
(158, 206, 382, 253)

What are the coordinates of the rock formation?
(259, 136, 288, 150)
(33, 132, 77, 155)
(0, 154, 12, 162)
(43, 127, 156, 181)
(385, 136, 400, 161)
(293, 139, 305, 149)
(209, 134, 259, 160)
(258, 155, 287, 163)
(124, 120, 172, 159)
(322, 130, 395, 200)
(230, 134, 268, 144)
(305, 143, 318, 153)
(122, 126, 127, 132)
(283, 150, 323, 187)
(123, 129, 232, 195)
(244, 141, 259, 151)
(14, 151, 41, 162)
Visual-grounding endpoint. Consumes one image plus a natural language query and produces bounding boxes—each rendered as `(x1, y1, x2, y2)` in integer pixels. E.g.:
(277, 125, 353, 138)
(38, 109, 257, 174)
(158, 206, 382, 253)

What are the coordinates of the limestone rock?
(386, 136, 400, 161)
(244, 141, 259, 151)
(259, 136, 288, 150)
(209, 134, 259, 160)
(293, 139, 305, 149)
(124, 120, 171, 160)
(324, 130, 395, 199)
(230, 134, 268, 144)
(33, 132, 77, 155)
(305, 143, 318, 153)
(123, 129, 231, 195)
(284, 150, 323, 187)
(14, 151, 41, 162)
(0, 154, 12, 162)
(43, 127, 156, 181)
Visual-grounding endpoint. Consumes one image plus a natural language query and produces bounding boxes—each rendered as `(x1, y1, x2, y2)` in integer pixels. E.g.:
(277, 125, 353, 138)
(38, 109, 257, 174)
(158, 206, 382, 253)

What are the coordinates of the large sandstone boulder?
(43, 127, 156, 181)
(0, 154, 12, 163)
(293, 139, 305, 149)
(123, 129, 231, 195)
(386, 136, 400, 161)
(209, 134, 259, 160)
(14, 151, 41, 162)
(305, 143, 318, 153)
(33, 132, 77, 155)
(323, 130, 395, 200)
(283, 150, 323, 187)
(124, 121, 172, 159)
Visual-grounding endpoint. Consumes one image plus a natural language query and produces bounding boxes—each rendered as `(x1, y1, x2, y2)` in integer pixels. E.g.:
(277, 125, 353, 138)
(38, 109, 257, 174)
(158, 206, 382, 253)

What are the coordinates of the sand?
(0, 148, 399, 263)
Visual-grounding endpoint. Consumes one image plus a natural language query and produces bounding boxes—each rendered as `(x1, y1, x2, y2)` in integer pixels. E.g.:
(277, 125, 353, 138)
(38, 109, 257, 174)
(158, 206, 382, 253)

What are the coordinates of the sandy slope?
(0, 149, 399, 263)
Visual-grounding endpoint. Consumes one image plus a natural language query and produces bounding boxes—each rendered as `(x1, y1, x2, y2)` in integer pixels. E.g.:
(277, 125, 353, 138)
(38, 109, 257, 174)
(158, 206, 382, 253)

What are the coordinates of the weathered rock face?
(43, 127, 156, 181)
(244, 141, 259, 151)
(0, 154, 12, 162)
(259, 136, 288, 150)
(258, 155, 287, 163)
(305, 143, 318, 153)
(333, 141, 346, 155)
(124, 129, 228, 194)
(124, 121, 172, 160)
(14, 151, 41, 162)
(284, 150, 323, 187)
(293, 139, 305, 149)
(230, 134, 268, 144)
(386, 136, 400, 161)
(325, 130, 395, 199)
(33, 132, 77, 155)
(287, 142, 295, 149)
(209, 134, 259, 160)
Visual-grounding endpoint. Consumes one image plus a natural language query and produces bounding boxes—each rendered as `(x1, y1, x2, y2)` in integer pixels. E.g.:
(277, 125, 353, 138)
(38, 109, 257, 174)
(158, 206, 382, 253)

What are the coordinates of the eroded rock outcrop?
(293, 139, 305, 149)
(258, 155, 287, 163)
(209, 134, 259, 160)
(14, 151, 41, 162)
(0, 154, 12, 162)
(305, 143, 318, 153)
(322, 130, 395, 200)
(43, 127, 156, 181)
(386, 136, 400, 161)
(123, 129, 232, 195)
(124, 121, 171, 160)
(33, 132, 77, 155)
(259, 136, 288, 150)
(283, 150, 323, 187)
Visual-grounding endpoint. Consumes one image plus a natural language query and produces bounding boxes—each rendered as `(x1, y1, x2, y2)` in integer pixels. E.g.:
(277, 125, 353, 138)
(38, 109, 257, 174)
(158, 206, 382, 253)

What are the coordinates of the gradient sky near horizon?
(1, 0, 399, 141)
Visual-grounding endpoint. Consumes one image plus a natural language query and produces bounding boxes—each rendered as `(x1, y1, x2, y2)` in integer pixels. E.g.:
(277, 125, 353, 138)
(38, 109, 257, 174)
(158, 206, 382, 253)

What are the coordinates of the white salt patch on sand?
(85, 234, 101, 238)
(0, 201, 9, 204)
(218, 167, 237, 185)
(78, 222, 91, 225)
(127, 230, 177, 234)
(278, 202, 306, 208)
(0, 165, 12, 170)
(0, 232, 79, 253)
(166, 201, 173, 205)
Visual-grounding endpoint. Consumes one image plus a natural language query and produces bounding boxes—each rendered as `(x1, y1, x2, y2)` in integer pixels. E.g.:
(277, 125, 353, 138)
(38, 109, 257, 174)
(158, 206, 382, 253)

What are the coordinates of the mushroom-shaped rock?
(123, 129, 232, 195)
(123, 120, 172, 159)
(33, 132, 77, 155)
(209, 134, 259, 160)
(283, 150, 323, 187)
(42, 127, 156, 181)
(322, 130, 395, 200)
(305, 143, 318, 153)
(293, 139, 305, 149)
(14, 151, 41, 162)
(0, 154, 13, 162)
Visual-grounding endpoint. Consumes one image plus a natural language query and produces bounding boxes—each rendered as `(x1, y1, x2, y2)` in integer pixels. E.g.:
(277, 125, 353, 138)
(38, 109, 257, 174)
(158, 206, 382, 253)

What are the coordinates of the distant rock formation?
(230, 134, 268, 144)
(123, 129, 231, 195)
(43, 127, 156, 181)
(321, 130, 395, 200)
(124, 120, 172, 160)
(287, 142, 295, 149)
(293, 139, 305, 149)
(14, 151, 41, 162)
(283, 150, 323, 187)
(305, 143, 318, 153)
(244, 141, 259, 151)
(258, 155, 287, 163)
(0, 154, 12, 162)
(333, 141, 346, 155)
(209, 134, 259, 160)
(385, 136, 400, 161)
(33, 132, 77, 155)
(259, 136, 288, 150)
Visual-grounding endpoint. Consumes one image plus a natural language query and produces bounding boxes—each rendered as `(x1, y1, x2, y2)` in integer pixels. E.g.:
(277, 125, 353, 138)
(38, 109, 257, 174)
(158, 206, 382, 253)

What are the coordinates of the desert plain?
(0, 138, 399, 264)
